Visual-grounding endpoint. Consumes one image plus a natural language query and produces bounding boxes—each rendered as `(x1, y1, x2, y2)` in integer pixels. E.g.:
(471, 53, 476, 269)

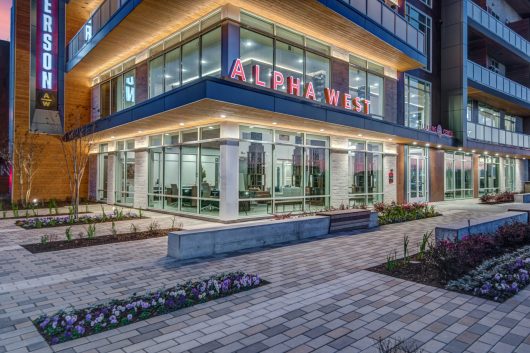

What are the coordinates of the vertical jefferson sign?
(31, 0, 63, 134)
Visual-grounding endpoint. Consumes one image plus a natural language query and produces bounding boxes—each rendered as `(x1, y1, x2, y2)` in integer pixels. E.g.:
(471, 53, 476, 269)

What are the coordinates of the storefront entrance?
(407, 147, 428, 203)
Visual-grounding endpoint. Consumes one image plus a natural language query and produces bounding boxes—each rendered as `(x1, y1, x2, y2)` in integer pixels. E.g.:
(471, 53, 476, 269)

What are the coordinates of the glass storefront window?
(348, 140, 383, 206)
(111, 75, 123, 114)
(349, 67, 367, 101)
(201, 28, 221, 77)
(182, 38, 200, 85)
(100, 81, 111, 118)
(348, 61, 384, 118)
(305, 136, 329, 210)
(240, 29, 273, 88)
(367, 74, 383, 119)
(199, 142, 220, 216)
(405, 75, 431, 130)
(97, 144, 108, 201)
(181, 145, 198, 213)
(479, 156, 499, 195)
(444, 152, 473, 200)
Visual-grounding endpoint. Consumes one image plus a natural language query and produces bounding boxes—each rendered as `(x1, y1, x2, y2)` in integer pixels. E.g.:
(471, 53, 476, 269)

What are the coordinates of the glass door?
(407, 147, 428, 203)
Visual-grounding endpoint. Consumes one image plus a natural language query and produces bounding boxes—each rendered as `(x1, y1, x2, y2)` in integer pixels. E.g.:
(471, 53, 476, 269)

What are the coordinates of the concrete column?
(499, 157, 506, 192)
(107, 153, 116, 205)
(329, 136, 349, 208)
(383, 143, 398, 203)
(133, 150, 149, 209)
(88, 154, 97, 201)
(219, 140, 239, 221)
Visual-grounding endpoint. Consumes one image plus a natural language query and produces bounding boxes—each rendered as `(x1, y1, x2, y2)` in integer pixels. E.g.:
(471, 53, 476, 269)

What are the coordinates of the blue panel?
(73, 77, 457, 148)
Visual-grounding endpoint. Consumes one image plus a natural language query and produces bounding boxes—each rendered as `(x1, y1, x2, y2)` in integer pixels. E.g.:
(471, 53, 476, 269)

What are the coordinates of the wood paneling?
(429, 148, 445, 202)
(468, 87, 530, 117)
(396, 144, 406, 204)
(70, 0, 423, 80)
(11, 0, 92, 202)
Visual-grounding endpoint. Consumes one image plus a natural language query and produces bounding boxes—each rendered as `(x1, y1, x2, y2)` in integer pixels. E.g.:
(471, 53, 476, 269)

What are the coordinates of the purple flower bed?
(34, 272, 263, 345)
(15, 212, 140, 229)
(446, 246, 530, 302)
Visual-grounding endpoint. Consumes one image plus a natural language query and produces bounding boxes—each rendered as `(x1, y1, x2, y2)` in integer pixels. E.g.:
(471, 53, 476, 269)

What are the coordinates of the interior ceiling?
(67, 0, 424, 81)
(468, 27, 527, 67)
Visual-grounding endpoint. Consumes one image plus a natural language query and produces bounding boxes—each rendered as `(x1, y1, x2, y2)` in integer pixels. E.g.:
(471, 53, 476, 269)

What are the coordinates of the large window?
(406, 4, 432, 72)
(147, 126, 220, 216)
(240, 14, 330, 103)
(478, 104, 500, 128)
(505, 158, 516, 192)
(444, 152, 473, 200)
(99, 69, 135, 119)
(238, 126, 329, 216)
(405, 75, 431, 130)
(115, 140, 136, 206)
(479, 156, 499, 195)
(348, 140, 384, 206)
(348, 55, 384, 119)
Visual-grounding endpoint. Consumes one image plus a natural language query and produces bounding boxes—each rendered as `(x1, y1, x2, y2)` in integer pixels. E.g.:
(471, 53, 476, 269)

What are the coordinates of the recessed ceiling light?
(484, 151, 489, 154)
(458, 147, 462, 151)
(412, 142, 417, 145)
(495, 153, 499, 156)
(179, 123, 185, 126)
(437, 144, 441, 148)
(220, 114, 226, 118)
(425, 143, 430, 147)
(358, 134, 363, 137)
(319, 129, 325, 132)
(471, 150, 476, 153)
(137, 130, 142, 133)
(388, 138, 393, 141)
(111, 136, 115, 139)
(272, 122, 277, 125)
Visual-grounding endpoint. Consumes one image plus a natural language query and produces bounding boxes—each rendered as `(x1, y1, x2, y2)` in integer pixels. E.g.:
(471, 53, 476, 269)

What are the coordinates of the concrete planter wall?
(168, 216, 330, 260)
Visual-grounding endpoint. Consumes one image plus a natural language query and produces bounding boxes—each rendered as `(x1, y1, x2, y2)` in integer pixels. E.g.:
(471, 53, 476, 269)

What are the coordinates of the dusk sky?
(0, 0, 11, 41)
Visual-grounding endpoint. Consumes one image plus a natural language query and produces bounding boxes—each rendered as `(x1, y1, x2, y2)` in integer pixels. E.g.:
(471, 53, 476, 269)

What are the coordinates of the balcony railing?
(467, 60, 530, 105)
(67, 0, 130, 62)
(338, 0, 425, 54)
(467, 122, 530, 148)
(467, 0, 530, 58)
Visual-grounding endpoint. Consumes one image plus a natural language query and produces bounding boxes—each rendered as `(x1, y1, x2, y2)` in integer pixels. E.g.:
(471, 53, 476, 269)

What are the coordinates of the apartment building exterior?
(0, 40, 10, 196)
(7, 0, 530, 221)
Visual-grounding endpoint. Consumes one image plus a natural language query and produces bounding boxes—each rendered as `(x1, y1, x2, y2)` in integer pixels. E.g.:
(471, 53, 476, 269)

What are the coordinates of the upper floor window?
(239, 24, 330, 103)
(406, 4, 432, 72)
(478, 104, 500, 128)
(466, 100, 472, 122)
(99, 68, 136, 119)
(419, 0, 432, 7)
(405, 75, 431, 130)
(349, 55, 384, 119)
(487, 56, 506, 76)
(505, 115, 522, 132)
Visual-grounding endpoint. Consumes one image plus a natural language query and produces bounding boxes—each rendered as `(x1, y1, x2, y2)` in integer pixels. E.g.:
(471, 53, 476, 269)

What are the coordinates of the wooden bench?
(435, 211, 528, 241)
(316, 209, 376, 233)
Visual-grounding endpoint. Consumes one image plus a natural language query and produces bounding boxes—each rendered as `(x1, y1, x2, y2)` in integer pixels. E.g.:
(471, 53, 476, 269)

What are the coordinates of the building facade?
(7, 0, 530, 221)
(0, 40, 9, 196)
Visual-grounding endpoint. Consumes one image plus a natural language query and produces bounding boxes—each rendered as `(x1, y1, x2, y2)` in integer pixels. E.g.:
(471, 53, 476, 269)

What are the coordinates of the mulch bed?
(22, 228, 181, 253)
(1, 212, 91, 220)
(368, 255, 446, 289)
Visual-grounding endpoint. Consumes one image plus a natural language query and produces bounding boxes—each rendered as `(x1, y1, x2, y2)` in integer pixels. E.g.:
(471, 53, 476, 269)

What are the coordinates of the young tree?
(60, 119, 94, 221)
(0, 133, 44, 206)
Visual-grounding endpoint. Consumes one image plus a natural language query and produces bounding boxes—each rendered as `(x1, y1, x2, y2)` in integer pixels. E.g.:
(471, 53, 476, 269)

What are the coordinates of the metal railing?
(67, 0, 130, 62)
(338, 0, 425, 54)
(467, 60, 530, 105)
(467, 0, 530, 58)
(467, 122, 530, 148)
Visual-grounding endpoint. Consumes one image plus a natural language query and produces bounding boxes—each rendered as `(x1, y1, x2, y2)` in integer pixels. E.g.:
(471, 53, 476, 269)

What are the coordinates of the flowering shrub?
(15, 211, 140, 229)
(374, 202, 440, 225)
(479, 191, 516, 204)
(446, 246, 530, 302)
(34, 272, 263, 345)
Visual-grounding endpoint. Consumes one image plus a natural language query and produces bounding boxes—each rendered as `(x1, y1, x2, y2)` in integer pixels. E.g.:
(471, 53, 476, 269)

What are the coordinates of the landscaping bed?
(1, 211, 91, 220)
(15, 210, 143, 229)
(369, 223, 530, 302)
(479, 191, 515, 204)
(22, 226, 182, 253)
(373, 202, 440, 225)
(33, 272, 265, 345)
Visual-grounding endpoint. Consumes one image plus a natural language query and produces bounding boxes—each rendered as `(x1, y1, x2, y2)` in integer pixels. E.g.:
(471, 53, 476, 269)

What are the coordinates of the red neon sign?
(229, 58, 371, 115)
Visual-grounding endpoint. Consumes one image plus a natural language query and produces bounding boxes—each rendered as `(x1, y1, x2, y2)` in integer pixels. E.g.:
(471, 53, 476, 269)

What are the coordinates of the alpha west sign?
(229, 59, 371, 115)
(31, 0, 62, 134)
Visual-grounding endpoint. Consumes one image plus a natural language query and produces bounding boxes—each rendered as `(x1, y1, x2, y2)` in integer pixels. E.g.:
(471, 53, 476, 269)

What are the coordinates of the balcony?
(467, 122, 530, 149)
(325, 0, 425, 62)
(467, 60, 530, 110)
(467, 0, 530, 61)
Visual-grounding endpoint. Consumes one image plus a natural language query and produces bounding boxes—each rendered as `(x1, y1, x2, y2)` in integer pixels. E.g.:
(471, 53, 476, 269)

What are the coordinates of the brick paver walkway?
(0, 201, 529, 353)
